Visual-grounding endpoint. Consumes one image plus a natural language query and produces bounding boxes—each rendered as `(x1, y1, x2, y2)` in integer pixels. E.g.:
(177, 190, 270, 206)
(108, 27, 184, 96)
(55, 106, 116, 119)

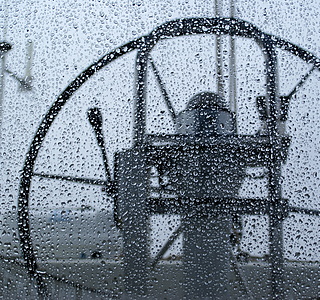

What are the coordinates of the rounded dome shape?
(186, 92, 228, 111)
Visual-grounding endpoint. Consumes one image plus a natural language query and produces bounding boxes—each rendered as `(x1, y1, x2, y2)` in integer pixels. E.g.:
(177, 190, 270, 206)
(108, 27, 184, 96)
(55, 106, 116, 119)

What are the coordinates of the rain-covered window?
(1, 1, 320, 299)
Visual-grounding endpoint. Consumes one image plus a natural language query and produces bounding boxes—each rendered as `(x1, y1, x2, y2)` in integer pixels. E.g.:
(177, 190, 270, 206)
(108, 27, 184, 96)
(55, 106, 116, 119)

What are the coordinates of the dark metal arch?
(148, 18, 320, 67)
(17, 17, 320, 297)
(17, 38, 142, 296)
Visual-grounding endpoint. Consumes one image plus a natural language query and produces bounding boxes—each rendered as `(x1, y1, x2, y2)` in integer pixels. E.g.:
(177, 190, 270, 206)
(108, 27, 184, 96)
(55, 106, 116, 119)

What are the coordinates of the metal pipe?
(215, 0, 224, 97)
(264, 43, 286, 299)
(149, 55, 176, 122)
(287, 64, 316, 100)
(133, 45, 149, 146)
(229, 0, 237, 121)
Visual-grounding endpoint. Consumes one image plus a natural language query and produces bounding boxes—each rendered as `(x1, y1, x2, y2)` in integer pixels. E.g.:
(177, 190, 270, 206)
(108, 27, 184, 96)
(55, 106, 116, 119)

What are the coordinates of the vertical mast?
(229, 0, 237, 115)
(215, 0, 237, 117)
(215, 0, 224, 97)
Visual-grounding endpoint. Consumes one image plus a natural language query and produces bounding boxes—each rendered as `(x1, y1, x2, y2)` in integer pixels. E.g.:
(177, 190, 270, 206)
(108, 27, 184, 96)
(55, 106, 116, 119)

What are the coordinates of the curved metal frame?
(17, 17, 320, 298)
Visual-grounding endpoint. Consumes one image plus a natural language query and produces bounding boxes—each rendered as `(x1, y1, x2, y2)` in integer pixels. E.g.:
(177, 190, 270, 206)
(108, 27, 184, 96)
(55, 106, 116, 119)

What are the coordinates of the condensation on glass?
(0, 1, 320, 299)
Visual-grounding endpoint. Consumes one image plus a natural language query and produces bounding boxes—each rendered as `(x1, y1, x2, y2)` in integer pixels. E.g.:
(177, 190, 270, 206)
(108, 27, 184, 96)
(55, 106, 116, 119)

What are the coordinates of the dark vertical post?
(133, 41, 149, 146)
(183, 213, 232, 299)
(118, 38, 150, 297)
(117, 149, 149, 297)
(264, 42, 286, 299)
(180, 151, 233, 299)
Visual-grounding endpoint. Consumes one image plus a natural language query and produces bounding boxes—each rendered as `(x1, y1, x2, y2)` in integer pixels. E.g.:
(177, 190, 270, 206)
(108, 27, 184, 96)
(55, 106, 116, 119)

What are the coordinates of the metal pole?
(133, 43, 149, 146)
(265, 44, 286, 299)
(229, 0, 237, 118)
(121, 39, 150, 297)
(215, 0, 224, 97)
(117, 149, 149, 297)
(183, 212, 232, 299)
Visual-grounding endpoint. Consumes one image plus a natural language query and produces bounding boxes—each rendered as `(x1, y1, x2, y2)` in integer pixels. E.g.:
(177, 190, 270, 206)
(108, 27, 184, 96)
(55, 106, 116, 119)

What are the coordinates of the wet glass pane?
(1, 1, 320, 299)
